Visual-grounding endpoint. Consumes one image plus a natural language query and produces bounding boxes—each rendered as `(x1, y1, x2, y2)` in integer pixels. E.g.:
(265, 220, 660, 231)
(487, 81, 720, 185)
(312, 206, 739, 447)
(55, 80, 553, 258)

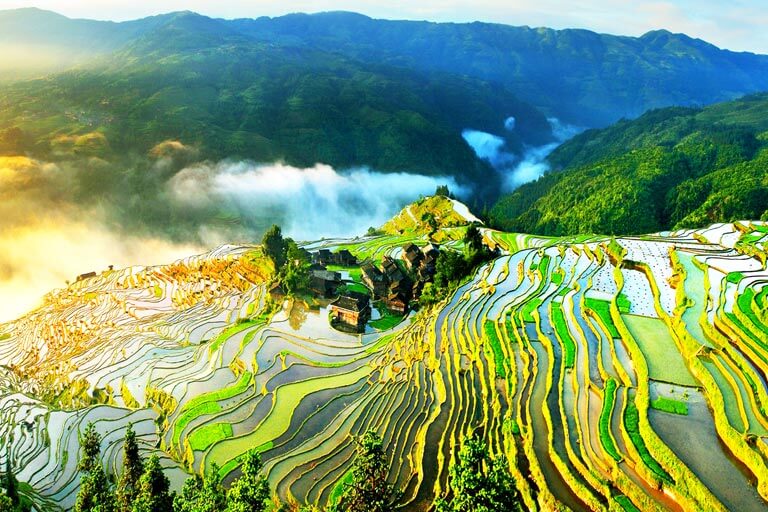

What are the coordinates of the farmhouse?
(330, 291, 371, 331)
(310, 270, 341, 298)
(402, 243, 423, 271)
(76, 271, 98, 282)
(361, 263, 388, 298)
(311, 249, 358, 267)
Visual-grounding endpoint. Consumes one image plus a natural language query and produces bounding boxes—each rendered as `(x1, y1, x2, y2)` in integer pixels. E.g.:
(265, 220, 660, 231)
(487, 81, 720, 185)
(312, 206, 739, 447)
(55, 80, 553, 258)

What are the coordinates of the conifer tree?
(133, 455, 173, 512)
(74, 423, 115, 512)
(226, 450, 269, 512)
(3, 456, 19, 509)
(435, 435, 522, 512)
(330, 431, 401, 512)
(117, 424, 144, 512)
(173, 465, 225, 512)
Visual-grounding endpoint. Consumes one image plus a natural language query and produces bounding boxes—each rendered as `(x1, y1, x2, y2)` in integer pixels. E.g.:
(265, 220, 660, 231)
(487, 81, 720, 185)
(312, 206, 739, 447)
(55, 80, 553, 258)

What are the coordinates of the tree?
(436, 435, 522, 512)
(0, 493, 14, 512)
(117, 424, 144, 512)
(226, 450, 270, 512)
(173, 465, 225, 512)
(262, 225, 287, 269)
(75, 423, 115, 512)
(463, 225, 484, 265)
(2, 455, 19, 509)
(133, 456, 173, 512)
(331, 431, 401, 512)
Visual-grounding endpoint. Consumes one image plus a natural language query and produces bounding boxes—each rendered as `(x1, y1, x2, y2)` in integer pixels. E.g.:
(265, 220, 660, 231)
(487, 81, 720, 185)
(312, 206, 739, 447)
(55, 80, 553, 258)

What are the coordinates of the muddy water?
(649, 386, 767, 512)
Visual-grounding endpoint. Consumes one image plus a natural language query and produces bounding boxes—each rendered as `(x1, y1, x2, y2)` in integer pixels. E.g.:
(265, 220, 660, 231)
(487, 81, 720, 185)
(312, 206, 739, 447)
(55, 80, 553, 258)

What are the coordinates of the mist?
(463, 117, 581, 192)
(168, 162, 465, 242)
(0, 153, 461, 321)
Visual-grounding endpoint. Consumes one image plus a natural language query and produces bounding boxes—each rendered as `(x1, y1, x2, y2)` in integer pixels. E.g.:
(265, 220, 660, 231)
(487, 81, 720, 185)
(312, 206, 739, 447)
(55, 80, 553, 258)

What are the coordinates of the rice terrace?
(5, 2, 768, 511)
(2, 193, 768, 511)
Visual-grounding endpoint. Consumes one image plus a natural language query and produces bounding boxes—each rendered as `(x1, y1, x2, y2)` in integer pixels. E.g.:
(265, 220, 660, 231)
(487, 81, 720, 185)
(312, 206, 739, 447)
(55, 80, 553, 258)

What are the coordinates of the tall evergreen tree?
(330, 431, 401, 512)
(435, 435, 523, 512)
(3, 455, 19, 509)
(117, 424, 144, 512)
(74, 423, 115, 512)
(173, 465, 225, 512)
(133, 456, 173, 512)
(262, 225, 287, 269)
(226, 450, 269, 512)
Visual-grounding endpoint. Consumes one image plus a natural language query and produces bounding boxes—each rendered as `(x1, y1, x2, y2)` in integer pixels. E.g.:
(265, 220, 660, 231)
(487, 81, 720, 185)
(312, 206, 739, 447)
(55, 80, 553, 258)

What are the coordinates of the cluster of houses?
(272, 244, 442, 333)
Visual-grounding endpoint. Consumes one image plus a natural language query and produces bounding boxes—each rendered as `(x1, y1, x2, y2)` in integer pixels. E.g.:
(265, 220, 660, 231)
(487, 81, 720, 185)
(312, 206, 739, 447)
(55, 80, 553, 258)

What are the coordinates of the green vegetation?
(622, 315, 697, 386)
(188, 423, 234, 451)
(370, 308, 405, 331)
(329, 431, 402, 512)
(484, 321, 507, 378)
(491, 96, 768, 235)
(75, 425, 269, 512)
(435, 435, 523, 512)
(598, 379, 622, 461)
(420, 225, 495, 307)
(550, 303, 576, 369)
(651, 396, 689, 416)
(623, 401, 673, 484)
(584, 298, 620, 338)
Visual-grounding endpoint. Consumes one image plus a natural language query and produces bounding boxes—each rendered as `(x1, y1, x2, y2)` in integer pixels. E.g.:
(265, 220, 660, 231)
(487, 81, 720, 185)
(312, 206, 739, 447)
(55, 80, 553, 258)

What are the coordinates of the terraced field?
(3, 213, 768, 511)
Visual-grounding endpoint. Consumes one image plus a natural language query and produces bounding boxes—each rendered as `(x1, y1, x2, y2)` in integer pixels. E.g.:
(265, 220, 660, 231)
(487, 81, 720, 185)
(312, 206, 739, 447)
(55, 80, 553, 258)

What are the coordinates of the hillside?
(491, 94, 768, 235)
(380, 194, 482, 239)
(233, 12, 768, 127)
(3, 198, 768, 511)
(2, 9, 768, 186)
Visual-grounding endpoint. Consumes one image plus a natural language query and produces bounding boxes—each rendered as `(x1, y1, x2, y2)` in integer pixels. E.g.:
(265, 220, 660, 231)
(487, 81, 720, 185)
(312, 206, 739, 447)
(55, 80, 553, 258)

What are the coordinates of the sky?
(0, 0, 767, 53)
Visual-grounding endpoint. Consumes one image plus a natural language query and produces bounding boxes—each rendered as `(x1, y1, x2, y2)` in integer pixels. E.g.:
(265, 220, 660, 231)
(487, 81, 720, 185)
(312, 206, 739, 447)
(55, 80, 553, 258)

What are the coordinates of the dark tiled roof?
(331, 291, 370, 312)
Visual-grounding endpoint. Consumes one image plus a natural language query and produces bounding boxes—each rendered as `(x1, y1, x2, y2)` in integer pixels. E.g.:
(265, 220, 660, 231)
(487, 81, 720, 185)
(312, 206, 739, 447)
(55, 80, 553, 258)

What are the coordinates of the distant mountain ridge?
(3, 8, 768, 127)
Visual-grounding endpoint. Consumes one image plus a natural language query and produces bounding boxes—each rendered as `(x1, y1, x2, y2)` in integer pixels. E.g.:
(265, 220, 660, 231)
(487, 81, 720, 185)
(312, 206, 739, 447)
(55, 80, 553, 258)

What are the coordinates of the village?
(290, 243, 441, 332)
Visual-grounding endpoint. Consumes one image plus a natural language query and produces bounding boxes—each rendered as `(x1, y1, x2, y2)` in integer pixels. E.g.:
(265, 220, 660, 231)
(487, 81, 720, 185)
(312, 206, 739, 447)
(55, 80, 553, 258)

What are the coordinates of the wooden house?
(330, 291, 371, 331)
(361, 263, 387, 298)
(310, 270, 341, 298)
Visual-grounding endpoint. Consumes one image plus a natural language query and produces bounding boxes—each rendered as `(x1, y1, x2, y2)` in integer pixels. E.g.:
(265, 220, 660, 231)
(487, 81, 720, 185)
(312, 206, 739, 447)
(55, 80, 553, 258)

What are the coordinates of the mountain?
(0, 10, 553, 186)
(490, 93, 768, 235)
(2, 9, 768, 190)
(3, 198, 768, 511)
(230, 12, 768, 127)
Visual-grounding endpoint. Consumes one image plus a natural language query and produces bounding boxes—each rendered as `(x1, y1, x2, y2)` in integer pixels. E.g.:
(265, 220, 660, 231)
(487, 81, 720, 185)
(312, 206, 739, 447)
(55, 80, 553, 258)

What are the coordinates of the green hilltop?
(491, 93, 768, 235)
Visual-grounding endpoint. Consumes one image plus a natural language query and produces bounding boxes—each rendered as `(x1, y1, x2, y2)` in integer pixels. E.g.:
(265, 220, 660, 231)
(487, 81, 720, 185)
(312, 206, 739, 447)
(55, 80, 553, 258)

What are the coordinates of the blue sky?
(1, 0, 767, 53)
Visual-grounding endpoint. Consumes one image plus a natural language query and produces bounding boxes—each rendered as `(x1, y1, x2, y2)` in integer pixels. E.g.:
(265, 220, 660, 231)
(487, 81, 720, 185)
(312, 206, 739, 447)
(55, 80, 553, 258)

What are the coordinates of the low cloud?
(0, 154, 462, 321)
(463, 117, 581, 192)
(168, 162, 465, 241)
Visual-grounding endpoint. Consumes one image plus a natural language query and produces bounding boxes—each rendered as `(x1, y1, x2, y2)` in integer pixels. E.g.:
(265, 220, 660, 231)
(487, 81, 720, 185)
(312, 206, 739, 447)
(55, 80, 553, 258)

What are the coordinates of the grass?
(726, 271, 745, 284)
(218, 441, 274, 477)
(327, 265, 363, 283)
(338, 282, 370, 295)
(520, 298, 542, 323)
(599, 379, 622, 461)
(370, 307, 404, 331)
(173, 371, 253, 446)
(188, 422, 233, 451)
(623, 400, 673, 484)
(584, 298, 620, 338)
(616, 293, 631, 314)
(484, 321, 507, 378)
(615, 495, 640, 512)
(622, 315, 697, 386)
(329, 468, 354, 505)
(208, 320, 261, 355)
(650, 396, 689, 415)
(550, 303, 576, 369)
